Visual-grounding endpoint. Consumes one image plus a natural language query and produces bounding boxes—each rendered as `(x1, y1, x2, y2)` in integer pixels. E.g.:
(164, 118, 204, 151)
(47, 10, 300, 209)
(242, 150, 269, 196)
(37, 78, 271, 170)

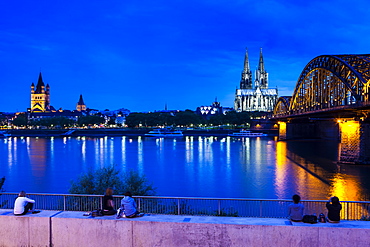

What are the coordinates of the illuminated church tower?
(234, 48, 278, 112)
(30, 72, 50, 112)
(255, 49, 268, 89)
(240, 48, 253, 89)
(76, 94, 86, 111)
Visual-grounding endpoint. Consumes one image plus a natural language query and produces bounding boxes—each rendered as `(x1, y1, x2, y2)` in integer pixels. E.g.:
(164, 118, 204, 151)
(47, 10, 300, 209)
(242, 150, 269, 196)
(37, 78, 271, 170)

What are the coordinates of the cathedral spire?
(255, 48, 268, 89)
(258, 48, 265, 72)
(243, 48, 250, 72)
(240, 48, 252, 89)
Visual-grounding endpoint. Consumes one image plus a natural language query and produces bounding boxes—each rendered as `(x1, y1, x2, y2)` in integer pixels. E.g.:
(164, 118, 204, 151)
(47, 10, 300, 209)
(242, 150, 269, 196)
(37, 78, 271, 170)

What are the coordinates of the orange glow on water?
(275, 141, 287, 198)
(329, 172, 362, 201)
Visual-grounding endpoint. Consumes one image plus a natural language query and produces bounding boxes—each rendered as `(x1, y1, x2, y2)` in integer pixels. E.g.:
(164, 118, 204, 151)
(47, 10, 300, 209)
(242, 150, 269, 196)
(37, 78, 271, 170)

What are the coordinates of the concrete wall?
(1, 210, 370, 247)
(0, 210, 54, 247)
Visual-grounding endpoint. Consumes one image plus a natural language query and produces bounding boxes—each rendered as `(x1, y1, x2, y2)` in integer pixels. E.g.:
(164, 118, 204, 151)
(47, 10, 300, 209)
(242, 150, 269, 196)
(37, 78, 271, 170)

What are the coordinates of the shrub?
(0, 176, 7, 208)
(0, 177, 4, 192)
(123, 170, 156, 196)
(69, 167, 156, 196)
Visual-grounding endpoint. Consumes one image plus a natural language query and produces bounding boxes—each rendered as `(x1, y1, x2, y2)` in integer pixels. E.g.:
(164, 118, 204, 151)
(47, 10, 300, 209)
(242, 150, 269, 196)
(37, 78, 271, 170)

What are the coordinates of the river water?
(1, 135, 370, 201)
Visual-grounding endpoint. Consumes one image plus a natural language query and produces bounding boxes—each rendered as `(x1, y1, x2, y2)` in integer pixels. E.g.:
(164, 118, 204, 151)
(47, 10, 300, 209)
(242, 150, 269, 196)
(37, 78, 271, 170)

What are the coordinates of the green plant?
(69, 166, 124, 195)
(122, 169, 156, 196)
(69, 167, 156, 196)
(0, 177, 5, 192)
(0, 176, 7, 208)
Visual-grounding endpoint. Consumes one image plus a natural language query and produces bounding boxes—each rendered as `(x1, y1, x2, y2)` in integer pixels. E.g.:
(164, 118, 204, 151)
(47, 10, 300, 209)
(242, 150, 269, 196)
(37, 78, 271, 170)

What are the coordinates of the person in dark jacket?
(326, 196, 342, 223)
(102, 187, 116, 215)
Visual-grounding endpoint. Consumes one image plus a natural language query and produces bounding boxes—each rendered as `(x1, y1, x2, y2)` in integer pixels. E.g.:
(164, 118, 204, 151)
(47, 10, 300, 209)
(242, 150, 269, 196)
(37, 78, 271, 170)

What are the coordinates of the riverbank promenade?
(1, 209, 370, 247)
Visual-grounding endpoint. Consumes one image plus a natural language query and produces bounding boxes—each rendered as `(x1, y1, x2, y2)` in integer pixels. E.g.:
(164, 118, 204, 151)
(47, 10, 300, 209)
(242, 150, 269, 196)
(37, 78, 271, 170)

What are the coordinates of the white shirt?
(14, 197, 35, 214)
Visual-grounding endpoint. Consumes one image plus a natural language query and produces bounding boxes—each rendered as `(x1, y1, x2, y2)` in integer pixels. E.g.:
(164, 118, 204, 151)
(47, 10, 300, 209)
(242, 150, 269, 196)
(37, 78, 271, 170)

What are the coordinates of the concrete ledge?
(0, 210, 58, 246)
(1, 209, 370, 246)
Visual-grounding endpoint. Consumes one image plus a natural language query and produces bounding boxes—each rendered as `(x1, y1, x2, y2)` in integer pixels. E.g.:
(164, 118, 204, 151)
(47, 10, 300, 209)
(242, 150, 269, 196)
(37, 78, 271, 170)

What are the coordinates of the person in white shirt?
(14, 191, 39, 215)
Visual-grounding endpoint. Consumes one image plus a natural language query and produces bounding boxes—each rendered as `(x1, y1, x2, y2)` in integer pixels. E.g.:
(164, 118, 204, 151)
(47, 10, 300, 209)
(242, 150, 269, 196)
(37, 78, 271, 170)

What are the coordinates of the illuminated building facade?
(30, 72, 52, 112)
(196, 98, 233, 119)
(234, 49, 278, 112)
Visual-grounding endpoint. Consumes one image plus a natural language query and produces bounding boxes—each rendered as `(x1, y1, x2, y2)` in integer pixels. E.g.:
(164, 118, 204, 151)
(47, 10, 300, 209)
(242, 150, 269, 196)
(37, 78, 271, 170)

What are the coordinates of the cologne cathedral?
(234, 49, 278, 112)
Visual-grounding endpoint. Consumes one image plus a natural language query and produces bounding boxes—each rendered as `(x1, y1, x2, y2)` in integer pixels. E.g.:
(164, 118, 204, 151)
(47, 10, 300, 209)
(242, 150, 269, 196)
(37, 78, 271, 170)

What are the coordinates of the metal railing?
(1, 193, 370, 220)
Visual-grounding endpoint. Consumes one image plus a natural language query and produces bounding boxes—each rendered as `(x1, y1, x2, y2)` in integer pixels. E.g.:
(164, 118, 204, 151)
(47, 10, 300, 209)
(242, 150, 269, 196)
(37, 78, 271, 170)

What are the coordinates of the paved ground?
(2, 209, 370, 229)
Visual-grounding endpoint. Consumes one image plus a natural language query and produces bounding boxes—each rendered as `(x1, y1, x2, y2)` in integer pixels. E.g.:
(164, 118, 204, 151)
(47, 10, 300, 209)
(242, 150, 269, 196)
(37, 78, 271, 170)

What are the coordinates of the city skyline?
(1, 0, 370, 113)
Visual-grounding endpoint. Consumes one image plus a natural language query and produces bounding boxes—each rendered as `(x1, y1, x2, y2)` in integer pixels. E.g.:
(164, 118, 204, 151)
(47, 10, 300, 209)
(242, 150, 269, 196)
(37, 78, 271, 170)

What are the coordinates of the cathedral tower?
(240, 48, 253, 89)
(30, 72, 50, 112)
(255, 48, 268, 89)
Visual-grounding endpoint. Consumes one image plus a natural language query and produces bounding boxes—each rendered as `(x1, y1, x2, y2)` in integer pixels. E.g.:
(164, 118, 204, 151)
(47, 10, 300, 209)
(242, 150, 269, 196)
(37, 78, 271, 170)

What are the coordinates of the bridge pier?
(278, 119, 339, 141)
(277, 119, 370, 165)
(359, 121, 370, 164)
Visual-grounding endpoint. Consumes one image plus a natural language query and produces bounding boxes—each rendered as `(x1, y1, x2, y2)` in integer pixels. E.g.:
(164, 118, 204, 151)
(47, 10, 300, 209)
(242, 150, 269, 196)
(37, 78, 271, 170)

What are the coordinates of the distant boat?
(228, 130, 267, 137)
(61, 129, 76, 136)
(0, 130, 11, 138)
(145, 128, 183, 137)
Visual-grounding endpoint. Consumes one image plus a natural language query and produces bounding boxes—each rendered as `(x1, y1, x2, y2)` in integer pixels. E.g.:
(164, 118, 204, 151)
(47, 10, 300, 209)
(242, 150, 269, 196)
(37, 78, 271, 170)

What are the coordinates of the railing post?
(218, 200, 221, 216)
(177, 198, 180, 215)
(138, 197, 141, 212)
(63, 195, 66, 211)
(260, 201, 262, 217)
(346, 202, 349, 220)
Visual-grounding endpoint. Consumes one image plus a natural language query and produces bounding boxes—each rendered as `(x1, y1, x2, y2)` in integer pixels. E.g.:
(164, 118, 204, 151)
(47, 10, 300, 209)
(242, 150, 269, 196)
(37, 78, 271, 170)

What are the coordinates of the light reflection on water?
(0, 136, 370, 201)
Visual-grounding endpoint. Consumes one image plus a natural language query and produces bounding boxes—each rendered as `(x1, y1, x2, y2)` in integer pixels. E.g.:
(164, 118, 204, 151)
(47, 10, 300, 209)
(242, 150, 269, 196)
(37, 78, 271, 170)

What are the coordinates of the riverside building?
(234, 49, 278, 112)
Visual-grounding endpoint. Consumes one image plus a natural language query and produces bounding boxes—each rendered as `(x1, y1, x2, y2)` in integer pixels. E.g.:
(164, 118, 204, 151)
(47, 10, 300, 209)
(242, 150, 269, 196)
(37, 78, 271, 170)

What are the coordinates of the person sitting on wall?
(288, 194, 304, 222)
(102, 187, 117, 215)
(326, 196, 342, 223)
(14, 191, 40, 215)
(117, 191, 143, 218)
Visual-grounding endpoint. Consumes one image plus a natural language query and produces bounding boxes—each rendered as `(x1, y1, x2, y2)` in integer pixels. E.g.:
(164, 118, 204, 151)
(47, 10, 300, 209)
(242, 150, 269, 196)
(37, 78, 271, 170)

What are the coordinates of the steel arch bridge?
(273, 54, 370, 118)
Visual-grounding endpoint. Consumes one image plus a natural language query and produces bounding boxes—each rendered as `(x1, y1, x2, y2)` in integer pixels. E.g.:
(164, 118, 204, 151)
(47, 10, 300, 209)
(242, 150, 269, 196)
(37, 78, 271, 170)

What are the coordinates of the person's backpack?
(318, 213, 326, 223)
(302, 214, 317, 223)
(91, 209, 104, 217)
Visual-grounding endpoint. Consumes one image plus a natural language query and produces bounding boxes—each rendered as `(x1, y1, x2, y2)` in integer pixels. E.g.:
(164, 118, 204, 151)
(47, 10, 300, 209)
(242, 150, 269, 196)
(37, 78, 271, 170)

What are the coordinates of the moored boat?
(228, 130, 267, 137)
(0, 130, 11, 137)
(145, 128, 183, 137)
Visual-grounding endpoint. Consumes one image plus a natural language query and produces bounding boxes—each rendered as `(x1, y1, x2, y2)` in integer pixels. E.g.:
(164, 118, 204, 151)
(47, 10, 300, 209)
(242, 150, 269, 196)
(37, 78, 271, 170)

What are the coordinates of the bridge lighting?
(339, 120, 359, 136)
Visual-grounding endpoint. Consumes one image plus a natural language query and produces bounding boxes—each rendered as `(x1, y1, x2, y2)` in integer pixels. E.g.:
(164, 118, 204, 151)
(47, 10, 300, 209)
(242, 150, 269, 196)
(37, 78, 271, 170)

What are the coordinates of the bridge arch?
(289, 54, 370, 115)
(273, 96, 291, 117)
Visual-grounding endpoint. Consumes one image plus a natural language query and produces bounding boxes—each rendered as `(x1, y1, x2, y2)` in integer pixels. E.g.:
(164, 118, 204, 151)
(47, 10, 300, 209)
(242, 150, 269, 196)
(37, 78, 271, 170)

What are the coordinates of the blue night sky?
(1, 0, 369, 113)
